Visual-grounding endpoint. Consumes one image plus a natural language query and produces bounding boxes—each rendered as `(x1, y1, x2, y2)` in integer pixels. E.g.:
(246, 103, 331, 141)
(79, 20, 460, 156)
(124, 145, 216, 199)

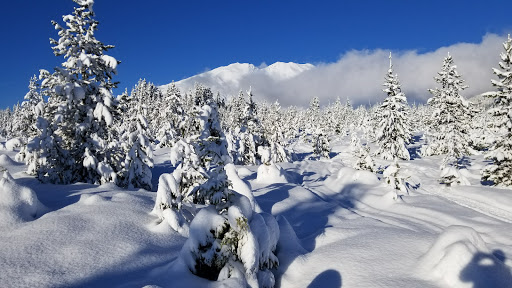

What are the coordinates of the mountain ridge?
(160, 61, 314, 98)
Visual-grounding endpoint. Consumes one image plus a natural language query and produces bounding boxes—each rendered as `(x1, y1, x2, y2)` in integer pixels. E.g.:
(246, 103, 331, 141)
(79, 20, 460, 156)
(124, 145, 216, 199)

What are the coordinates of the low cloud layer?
(239, 33, 506, 107)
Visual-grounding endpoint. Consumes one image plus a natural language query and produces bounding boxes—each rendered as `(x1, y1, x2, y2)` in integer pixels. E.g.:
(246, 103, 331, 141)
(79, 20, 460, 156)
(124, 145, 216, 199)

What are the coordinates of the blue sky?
(1, 0, 511, 108)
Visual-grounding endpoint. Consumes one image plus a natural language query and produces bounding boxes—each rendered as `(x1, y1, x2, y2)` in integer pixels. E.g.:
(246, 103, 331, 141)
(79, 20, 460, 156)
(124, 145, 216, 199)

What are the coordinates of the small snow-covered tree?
(354, 143, 374, 172)
(439, 156, 470, 186)
(383, 161, 408, 199)
(312, 128, 330, 159)
(15, 76, 43, 140)
(27, 0, 121, 184)
(237, 88, 265, 165)
(15, 76, 45, 162)
(157, 82, 183, 147)
(482, 34, 512, 186)
(375, 53, 412, 160)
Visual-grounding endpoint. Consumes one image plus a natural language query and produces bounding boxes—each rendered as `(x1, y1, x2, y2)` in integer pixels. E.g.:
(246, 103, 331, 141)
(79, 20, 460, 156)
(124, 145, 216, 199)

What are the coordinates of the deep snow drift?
(0, 137, 512, 287)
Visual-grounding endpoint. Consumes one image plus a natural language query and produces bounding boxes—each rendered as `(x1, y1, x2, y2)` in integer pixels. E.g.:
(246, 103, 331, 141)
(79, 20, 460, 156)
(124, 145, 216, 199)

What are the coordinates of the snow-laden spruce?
(482, 34, 512, 186)
(306, 97, 330, 159)
(117, 90, 154, 190)
(375, 53, 412, 160)
(26, 0, 121, 184)
(15, 76, 44, 163)
(422, 53, 475, 162)
(157, 82, 183, 148)
(258, 101, 290, 163)
(422, 53, 476, 185)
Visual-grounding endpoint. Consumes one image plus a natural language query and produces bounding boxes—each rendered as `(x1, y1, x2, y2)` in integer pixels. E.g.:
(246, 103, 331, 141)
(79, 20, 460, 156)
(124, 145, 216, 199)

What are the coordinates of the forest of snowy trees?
(1, 0, 512, 286)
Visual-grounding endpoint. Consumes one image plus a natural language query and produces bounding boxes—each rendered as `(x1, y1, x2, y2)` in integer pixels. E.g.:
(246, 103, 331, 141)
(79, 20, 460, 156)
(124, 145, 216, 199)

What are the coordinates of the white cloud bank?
(240, 33, 507, 107)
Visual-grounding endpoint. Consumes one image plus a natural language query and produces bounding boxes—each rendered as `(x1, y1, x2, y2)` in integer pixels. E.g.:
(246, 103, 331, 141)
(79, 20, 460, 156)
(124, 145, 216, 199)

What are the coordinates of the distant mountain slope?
(160, 62, 314, 99)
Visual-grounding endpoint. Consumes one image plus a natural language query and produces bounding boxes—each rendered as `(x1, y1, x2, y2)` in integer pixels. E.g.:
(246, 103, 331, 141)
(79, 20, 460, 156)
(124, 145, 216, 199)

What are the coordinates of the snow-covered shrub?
(354, 144, 374, 172)
(256, 163, 288, 184)
(152, 173, 191, 236)
(5, 138, 22, 151)
(383, 161, 408, 199)
(439, 160, 470, 186)
(312, 129, 330, 159)
(181, 196, 279, 287)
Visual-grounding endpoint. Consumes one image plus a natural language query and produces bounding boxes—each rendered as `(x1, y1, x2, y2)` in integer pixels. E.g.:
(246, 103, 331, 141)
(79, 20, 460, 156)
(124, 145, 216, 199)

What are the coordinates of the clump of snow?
(439, 166, 470, 186)
(325, 166, 380, 191)
(152, 173, 190, 236)
(236, 167, 253, 178)
(417, 225, 512, 287)
(256, 163, 288, 184)
(258, 146, 271, 165)
(225, 163, 260, 212)
(5, 138, 22, 151)
(0, 171, 44, 227)
(79, 194, 108, 205)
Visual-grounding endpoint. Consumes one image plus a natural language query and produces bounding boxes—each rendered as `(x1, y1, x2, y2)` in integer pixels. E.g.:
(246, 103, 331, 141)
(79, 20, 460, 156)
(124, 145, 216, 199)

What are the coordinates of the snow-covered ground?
(1, 137, 512, 287)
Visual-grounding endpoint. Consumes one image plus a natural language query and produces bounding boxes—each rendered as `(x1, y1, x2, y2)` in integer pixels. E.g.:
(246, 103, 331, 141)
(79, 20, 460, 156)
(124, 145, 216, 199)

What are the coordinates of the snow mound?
(256, 163, 288, 184)
(79, 194, 108, 205)
(417, 225, 512, 287)
(0, 154, 20, 167)
(0, 171, 44, 227)
(236, 167, 253, 178)
(4, 138, 22, 151)
(325, 166, 380, 192)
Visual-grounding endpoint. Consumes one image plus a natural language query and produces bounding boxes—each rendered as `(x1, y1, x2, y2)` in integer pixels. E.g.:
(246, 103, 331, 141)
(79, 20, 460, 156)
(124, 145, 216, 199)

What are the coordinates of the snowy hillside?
(160, 62, 314, 98)
(1, 136, 512, 287)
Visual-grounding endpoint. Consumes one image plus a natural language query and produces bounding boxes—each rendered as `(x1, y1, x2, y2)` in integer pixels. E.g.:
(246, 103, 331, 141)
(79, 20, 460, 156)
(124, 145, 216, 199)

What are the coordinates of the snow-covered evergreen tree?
(383, 161, 408, 199)
(15, 76, 45, 162)
(375, 53, 412, 160)
(354, 142, 374, 172)
(154, 92, 280, 286)
(157, 82, 183, 147)
(27, 0, 121, 184)
(118, 93, 154, 190)
(15, 76, 43, 140)
(482, 34, 512, 186)
(237, 88, 265, 165)
(422, 53, 474, 162)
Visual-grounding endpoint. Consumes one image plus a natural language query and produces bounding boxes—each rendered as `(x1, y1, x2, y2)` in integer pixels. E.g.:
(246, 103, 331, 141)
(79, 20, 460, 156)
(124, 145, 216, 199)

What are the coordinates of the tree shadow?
(307, 269, 342, 288)
(272, 182, 365, 286)
(150, 160, 175, 192)
(460, 249, 512, 288)
(14, 177, 98, 211)
(407, 134, 423, 160)
(456, 156, 472, 169)
(61, 242, 184, 288)
(329, 151, 340, 159)
(291, 152, 313, 162)
(254, 183, 293, 214)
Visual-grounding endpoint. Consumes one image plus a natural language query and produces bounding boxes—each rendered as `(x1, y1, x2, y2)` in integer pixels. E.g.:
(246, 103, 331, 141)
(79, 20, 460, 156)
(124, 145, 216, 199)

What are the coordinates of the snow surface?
(1, 137, 512, 287)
